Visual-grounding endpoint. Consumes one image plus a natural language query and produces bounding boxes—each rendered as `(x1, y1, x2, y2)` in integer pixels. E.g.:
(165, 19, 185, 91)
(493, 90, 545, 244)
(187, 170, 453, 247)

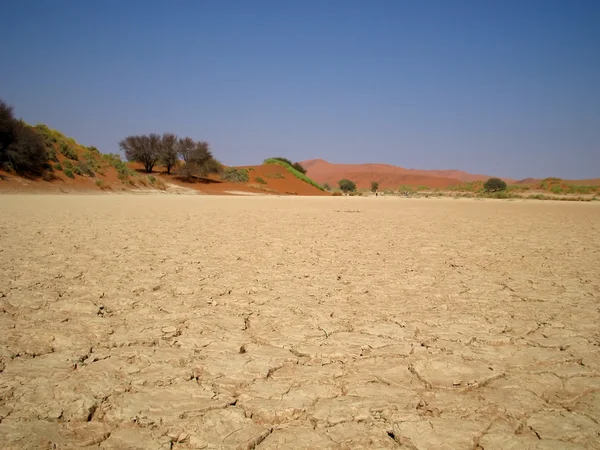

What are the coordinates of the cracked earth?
(1, 195, 599, 449)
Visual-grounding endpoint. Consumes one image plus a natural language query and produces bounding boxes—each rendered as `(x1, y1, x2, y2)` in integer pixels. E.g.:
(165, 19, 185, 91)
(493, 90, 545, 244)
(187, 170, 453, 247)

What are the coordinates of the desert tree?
(484, 177, 507, 192)
(119, 133, 162, 173)
(159, 133, 178, 174)
(177, 138, 221, 179)
(339, 178, 356, 193)
(371, 181, 379, 192)
(0, 99, 48, 175)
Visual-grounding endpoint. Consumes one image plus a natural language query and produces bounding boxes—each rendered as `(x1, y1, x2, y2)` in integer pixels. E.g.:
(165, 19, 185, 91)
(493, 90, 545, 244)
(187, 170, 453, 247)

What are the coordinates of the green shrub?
(484, 178, 507, 192)
(221, 167, 249, 183)
(53, 162, 63, 171)
(338, 178, 356, 193)
(102, 154, 136, 180)
(73, 166, 83, 176)
(59, 142, 78, 160)
(566, 185, 594, 195)
(64, 168, 75, 179)
(95, 179, 104, 188)
(550, 185, 564, 194)
(62, 160, 74, 170)
(255, 176, 267, 184)
(46, 145, 58, 162)
(77, 160, 94, 177)
(263, 158, 324, 191)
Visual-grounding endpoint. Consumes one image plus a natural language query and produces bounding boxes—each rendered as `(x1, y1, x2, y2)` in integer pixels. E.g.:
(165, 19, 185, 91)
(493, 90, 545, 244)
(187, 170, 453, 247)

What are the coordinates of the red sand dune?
(301, 159, 512, 189)
(0, 162, 328, 196)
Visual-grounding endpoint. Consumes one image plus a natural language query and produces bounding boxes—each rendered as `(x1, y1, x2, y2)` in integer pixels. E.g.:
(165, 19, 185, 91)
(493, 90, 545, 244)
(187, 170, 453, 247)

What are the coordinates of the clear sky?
(2, 0, 599, 179)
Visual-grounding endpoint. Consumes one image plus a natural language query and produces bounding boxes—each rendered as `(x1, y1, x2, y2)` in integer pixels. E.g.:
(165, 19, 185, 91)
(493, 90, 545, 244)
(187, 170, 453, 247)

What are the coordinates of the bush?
(292, 162, 306, 174)
(484, 178, 507, 192)
(332, 191, 343, 196)
(323, 183, 331, 191)
(53, 162, 63, 171)
(1, 100, 48, 175)
(371, 181, 379, 192)
(221, 167, 249, 183)
(46, 145, 58, 162)
(255, 176, 267, 184)
(95, 179, 104, 188)
(73, 166, 83, 176)
(77, 160, 94, 177)
(64, 168, 75, 179)
(338, 179, 357, 193)
(102, 154, 136, 181)
(59, 142, 78, 160)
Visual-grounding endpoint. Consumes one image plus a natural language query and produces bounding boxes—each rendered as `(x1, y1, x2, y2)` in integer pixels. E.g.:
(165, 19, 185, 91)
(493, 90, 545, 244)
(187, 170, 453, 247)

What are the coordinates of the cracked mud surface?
(1, 195, 599, 449)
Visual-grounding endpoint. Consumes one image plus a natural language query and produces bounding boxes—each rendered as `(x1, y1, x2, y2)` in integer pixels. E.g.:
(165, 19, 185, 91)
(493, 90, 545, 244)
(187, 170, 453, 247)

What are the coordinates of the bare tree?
(177, 137, 196, 163)
(119, 134, 161, 173)
(160, 133, 178, 174)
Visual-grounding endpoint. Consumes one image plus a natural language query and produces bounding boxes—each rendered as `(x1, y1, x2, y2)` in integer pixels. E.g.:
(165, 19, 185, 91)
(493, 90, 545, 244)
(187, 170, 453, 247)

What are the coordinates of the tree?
(159, 133, 178, 174)
(339, 178, 356, 193)
(484, 178, 507, 192)
(119, 134, 162, 173)
(0, 100, 48, 175)
(177, 137, 196, 163)
(371, 181, 379, 192)
(177, 138, 221, 179)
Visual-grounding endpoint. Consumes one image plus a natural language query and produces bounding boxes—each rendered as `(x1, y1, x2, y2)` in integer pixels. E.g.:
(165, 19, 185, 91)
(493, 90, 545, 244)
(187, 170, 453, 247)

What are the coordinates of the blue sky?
(2, 0, 599, 179)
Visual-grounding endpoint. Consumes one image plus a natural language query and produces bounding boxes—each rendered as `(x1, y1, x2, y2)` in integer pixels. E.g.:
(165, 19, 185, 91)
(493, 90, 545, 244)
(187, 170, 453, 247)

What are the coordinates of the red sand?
(301, 159, 515, 189)
(0, 162, 328, 196)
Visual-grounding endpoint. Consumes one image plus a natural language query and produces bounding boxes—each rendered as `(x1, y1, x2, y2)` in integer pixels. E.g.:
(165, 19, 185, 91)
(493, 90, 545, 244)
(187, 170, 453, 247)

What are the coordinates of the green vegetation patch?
(264, 158, 324, 191)
(221, 167, 249, 183)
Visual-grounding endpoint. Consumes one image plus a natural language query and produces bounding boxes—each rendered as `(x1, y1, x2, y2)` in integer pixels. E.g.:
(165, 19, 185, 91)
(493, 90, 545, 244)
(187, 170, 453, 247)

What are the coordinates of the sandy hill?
(301, 159, 513, 189)
(0, 124, 327, 196)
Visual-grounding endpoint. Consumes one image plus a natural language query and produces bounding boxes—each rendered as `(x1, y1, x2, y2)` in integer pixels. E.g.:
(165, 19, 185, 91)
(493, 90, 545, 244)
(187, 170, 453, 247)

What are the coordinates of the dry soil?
(1, 195, 599, 449)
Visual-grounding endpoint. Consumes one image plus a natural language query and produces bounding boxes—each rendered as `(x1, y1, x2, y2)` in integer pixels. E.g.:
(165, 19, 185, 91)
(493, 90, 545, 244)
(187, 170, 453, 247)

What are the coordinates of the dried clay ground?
(1, 195, 599, 449)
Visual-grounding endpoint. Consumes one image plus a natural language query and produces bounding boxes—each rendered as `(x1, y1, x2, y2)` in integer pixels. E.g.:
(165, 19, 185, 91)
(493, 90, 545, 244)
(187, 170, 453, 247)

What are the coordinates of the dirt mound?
(301, 159, 513, 189)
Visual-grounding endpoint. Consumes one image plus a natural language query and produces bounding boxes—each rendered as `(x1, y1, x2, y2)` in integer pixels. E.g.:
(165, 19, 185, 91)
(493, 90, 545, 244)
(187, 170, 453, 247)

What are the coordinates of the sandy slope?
(1, 195, 599, 449)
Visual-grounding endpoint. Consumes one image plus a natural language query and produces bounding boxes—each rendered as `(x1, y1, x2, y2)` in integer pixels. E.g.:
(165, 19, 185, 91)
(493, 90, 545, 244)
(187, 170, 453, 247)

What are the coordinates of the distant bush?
(53, 162, 63, 171)
(484, 178, 507, 192)
(95, 179, 104, 188)
(255, 176, 267, 184)
(332, 191, 343, 196)
(221, 167, 249, 183)
(338, 178, 356, 193)
(73, 165, 83, 176)
(371, 181, 379, 192)
(103, 153, 136, 180)
(64, 168, 75, 179)
(323, 182, 331, 191)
